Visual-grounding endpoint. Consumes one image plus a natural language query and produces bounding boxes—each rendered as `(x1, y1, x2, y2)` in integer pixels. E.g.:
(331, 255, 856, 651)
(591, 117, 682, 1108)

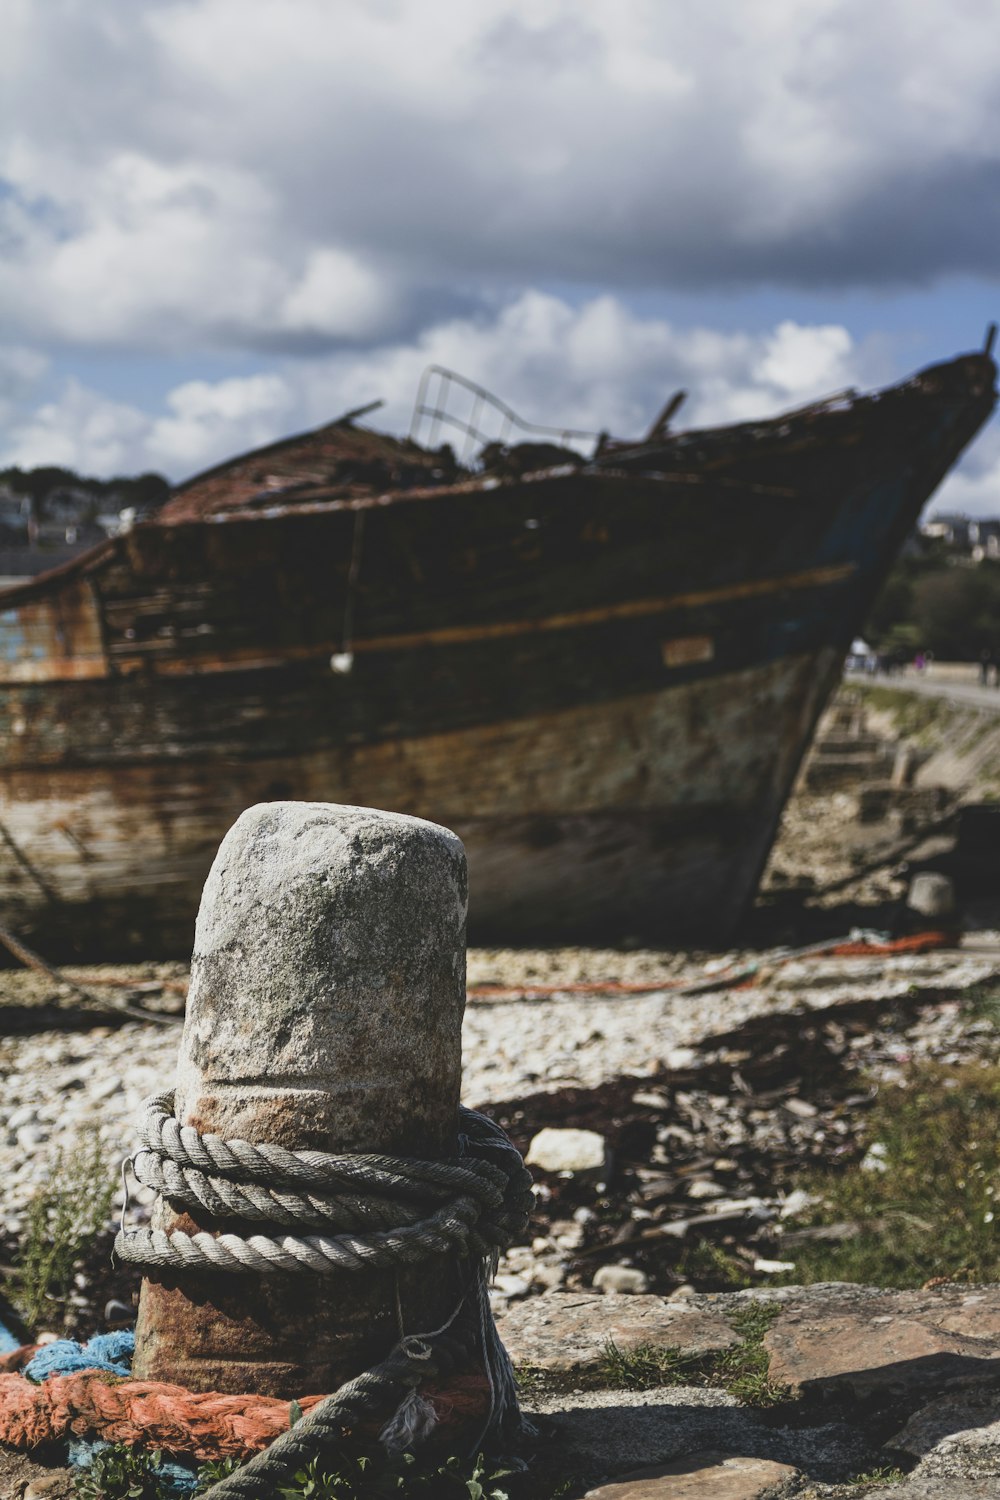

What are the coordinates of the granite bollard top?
(133, 801, 469, 1395)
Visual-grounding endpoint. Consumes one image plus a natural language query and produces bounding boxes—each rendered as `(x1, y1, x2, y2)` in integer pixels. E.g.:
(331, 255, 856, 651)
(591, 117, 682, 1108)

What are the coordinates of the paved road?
(848, 668, 1000, 713)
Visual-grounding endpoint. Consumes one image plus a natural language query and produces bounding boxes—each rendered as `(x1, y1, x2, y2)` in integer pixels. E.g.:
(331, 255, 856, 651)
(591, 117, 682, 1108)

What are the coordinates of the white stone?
(531, 1263, 567, 1289)
(89, 1075, 122, 1104)
(907, 871, 957, 919)
(493, 1273, 531, 1298)
(593, 1264, 649, 1295)
(632, 1091, 671, 1109)
(526, 1127, 607, 1174)
(665, 1047, 698, 1069)
(779, 1189, 818, 1219)
(687, 1179, 725, 1199)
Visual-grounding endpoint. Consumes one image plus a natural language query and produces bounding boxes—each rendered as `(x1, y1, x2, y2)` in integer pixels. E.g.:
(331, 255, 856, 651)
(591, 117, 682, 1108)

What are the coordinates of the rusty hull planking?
(0, 579, 107, 683)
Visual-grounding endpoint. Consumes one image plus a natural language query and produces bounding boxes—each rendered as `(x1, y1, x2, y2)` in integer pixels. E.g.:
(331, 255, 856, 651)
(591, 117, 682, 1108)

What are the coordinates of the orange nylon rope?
(0, 1367, 490, 1460)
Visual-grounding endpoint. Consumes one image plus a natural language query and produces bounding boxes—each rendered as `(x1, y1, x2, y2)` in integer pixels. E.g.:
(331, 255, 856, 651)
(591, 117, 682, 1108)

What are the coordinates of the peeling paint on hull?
(0, 349, 992, 957)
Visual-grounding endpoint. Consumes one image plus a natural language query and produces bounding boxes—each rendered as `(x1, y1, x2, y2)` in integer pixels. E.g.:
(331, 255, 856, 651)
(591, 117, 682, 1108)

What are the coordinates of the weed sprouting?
(780, 1062, 1000, 1288)
(850, 1465, 907, 1486)
(73, 1446, 529, 1500)
(964, 979, 1000, 1030)
(14, 1128, 118, 1330)
(675, 1240, 752, 1291)
(73, 1444, 174, 1500)
(596, 1299, 786, 1406)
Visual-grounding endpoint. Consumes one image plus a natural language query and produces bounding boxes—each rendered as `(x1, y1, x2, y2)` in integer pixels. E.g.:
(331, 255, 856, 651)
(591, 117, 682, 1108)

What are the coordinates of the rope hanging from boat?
(330, 506, 365, 674)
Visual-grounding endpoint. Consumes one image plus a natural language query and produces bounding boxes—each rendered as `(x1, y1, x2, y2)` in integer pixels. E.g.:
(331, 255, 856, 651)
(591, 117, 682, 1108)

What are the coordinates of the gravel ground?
(0, 941, 997, 1241)
(462, 946, 1000, 1103)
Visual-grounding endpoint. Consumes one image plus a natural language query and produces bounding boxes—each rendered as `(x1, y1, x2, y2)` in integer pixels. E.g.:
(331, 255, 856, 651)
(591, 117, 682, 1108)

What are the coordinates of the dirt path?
(847, 668, 1000, 713)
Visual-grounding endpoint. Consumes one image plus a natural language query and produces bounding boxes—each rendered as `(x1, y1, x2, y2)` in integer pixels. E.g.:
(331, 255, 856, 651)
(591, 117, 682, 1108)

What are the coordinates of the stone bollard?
(132, 801, 468, 1396)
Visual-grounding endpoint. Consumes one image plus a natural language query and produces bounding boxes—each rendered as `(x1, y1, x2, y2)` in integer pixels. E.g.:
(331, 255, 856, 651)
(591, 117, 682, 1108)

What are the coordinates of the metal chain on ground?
(115, 1092, 533, 1500)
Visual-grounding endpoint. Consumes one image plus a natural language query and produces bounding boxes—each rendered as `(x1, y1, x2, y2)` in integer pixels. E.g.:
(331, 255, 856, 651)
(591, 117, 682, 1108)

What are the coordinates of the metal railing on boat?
(409, 363, 602, 462)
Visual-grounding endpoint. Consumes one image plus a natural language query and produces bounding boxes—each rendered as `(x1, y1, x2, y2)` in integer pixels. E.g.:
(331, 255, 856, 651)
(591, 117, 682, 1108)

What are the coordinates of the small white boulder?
(593, 1264, 649, 1295)
(525, 1127, 608, 1175)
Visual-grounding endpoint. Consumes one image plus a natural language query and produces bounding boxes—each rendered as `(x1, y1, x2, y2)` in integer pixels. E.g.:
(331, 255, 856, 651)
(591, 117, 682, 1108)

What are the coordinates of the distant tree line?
(0, 466, 169, 512)
(865, 546, 1000, 661)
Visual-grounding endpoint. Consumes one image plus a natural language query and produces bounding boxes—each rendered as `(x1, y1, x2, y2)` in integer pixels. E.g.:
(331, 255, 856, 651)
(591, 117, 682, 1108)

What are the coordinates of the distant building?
(0, 486, 31, 544)
(921, 511, 1000, 562)
(0, 469, 169, 589)
(970, 517, 1000, 562)
(922, 512, 972, 549)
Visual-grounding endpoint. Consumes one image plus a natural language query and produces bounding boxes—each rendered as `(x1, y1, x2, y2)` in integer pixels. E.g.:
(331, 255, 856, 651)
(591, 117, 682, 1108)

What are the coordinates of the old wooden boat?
(0, 345, 994, 959)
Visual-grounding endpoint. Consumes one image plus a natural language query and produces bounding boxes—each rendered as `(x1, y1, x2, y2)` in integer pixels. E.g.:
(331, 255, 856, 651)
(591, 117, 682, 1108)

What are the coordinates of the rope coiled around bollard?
(114, 1092, 534, 1500)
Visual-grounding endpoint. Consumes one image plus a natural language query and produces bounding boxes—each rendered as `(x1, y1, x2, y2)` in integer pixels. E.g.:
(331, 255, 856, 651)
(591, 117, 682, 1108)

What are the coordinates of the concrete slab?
(499, 1293, 738, 1372)
(583, 1451, 799, 1498)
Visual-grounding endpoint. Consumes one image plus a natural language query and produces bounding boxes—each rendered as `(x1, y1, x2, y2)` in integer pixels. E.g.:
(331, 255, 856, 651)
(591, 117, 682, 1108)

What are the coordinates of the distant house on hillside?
(0, 490, 31, 547)
(34, 485, 106, 548)
(921, 511, 1000, 562)
(922, 512, 972, 549)
(970, 517, 1000, 562)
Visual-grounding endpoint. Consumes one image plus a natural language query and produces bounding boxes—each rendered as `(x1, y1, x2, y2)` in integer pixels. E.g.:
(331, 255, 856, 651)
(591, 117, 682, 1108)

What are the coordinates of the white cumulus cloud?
(0, 295, 888, 482)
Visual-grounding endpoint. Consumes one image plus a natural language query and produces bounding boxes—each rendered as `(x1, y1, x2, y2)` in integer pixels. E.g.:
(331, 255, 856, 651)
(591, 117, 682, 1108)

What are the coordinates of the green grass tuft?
(852, 684, 955, 743)
(73, 1444, 176, 1500)
(850, 1465, 907, 1487)
(595, 1300, 786, 1407)
(14, 1128, 118, 1331)
(781, 1062, 1000, 1288)
(73, 1447, 521, 1500)
(675, 1240, 752, 1290)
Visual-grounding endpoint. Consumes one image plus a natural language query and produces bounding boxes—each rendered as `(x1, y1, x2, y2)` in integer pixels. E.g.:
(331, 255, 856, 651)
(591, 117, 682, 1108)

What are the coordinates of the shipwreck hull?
(0, 349, 992, 958)
(0, 648, 840, 955)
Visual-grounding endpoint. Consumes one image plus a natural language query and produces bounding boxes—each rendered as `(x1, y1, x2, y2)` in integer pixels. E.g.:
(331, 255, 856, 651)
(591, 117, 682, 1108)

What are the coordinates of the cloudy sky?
(2, 0, 1000, 512)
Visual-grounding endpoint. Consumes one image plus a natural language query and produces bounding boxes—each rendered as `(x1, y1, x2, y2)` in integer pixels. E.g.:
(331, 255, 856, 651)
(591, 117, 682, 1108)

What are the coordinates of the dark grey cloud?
(2, 0, 1000, 356)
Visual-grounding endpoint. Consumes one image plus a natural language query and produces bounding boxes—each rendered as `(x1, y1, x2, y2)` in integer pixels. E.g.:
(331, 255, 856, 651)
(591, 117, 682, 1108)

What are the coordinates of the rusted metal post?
(132, 801, 468, 1396)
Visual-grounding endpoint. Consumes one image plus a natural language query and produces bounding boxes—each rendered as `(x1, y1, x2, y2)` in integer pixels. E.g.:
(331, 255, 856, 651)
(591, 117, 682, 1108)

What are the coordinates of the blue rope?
(68, 1438, 200, 1496)
(23, 1330, 135, 1383)
(0, 1316, 21, 1355)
